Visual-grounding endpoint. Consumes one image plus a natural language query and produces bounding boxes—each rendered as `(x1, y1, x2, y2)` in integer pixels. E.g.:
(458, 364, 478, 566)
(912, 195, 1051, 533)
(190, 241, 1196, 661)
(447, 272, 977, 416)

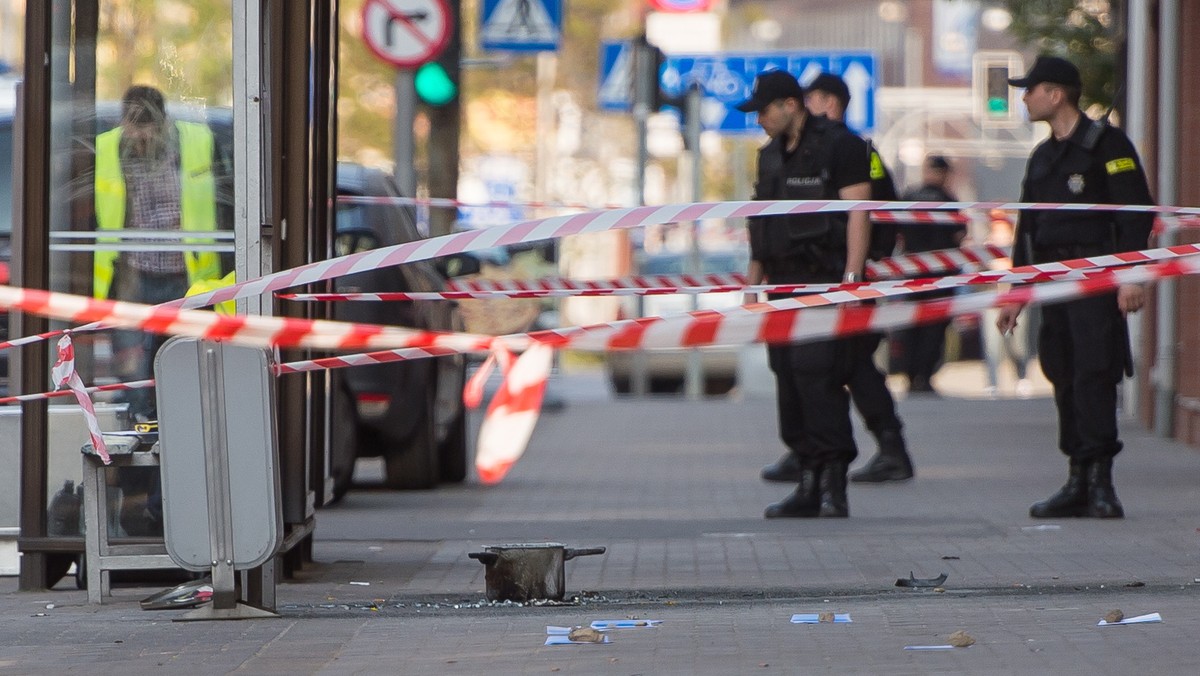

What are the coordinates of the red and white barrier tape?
(279, 264, 1096, 302)
(2, 201, 1195, 356)
(277, 242, 1200, 303)
(337, 194, 628, 212)
(175, 200, 1200, 313)
(871, 210, 970, 225)
(274, 243, 1008, 302)
(869, 244, 1010, 278)
(4, 243, 1200, 370)
(0, 378, 156, 406)
(51, 334, 109, 463)
(339, 193, 972, 225)
(0, 283, 504, 353)
(9, 244, 1200, 407)
(463, 342, 554, 485)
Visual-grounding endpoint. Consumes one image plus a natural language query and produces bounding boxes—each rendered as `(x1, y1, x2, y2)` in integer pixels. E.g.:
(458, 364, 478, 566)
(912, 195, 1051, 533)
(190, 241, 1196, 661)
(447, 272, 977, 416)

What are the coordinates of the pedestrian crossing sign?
(481, 0, 561, 52)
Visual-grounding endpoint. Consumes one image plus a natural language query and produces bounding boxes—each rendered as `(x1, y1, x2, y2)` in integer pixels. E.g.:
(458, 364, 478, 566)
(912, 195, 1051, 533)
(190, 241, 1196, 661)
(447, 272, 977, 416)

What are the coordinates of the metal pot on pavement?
(468, 543, 606, 602)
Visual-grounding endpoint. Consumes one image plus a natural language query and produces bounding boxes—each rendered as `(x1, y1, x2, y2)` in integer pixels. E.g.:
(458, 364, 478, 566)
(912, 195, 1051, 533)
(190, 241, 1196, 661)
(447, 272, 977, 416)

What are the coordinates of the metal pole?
(1153, 0, 1179, 437)
(1125, 0, 1150, 421)
(394, 70, 417, 198)
(683, 85, 704, 400)
(630, 37, 652, 396)
(233, 0, 264, 317)
(199, 346, 238, 610)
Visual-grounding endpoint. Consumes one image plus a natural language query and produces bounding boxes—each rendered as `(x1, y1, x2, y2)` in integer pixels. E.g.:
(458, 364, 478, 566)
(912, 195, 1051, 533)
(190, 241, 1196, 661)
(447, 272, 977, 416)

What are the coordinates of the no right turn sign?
(361, 0, 452, 68)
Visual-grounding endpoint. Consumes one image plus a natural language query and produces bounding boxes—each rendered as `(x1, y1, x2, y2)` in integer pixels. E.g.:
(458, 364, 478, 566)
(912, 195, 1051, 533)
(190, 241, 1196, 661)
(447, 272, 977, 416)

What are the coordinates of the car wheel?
(610, 374, 631, 395)
(328, 378, 359, 504)
(649, 377, 683, 394)
(704, 376, 737, 396)
(384, 382, 439, 490)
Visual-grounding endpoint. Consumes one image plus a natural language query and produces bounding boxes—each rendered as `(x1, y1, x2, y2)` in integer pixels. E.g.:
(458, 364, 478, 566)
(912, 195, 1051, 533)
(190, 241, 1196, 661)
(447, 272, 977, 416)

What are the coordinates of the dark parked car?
(328, 162, 467, 498)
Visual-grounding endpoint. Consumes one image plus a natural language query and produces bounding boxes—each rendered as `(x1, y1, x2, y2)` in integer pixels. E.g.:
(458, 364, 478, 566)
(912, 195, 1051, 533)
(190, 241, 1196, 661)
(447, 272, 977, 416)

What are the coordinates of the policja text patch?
(1105, 157, 1137, 175)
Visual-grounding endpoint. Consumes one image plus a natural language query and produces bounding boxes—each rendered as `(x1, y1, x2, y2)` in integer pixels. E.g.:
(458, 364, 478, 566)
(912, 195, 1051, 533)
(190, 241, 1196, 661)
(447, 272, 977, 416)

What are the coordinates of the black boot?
(1086, 457, 1124, 519)
(817, 462, 849, 518)
(849, 430, 914, 483)
(764, 467, 820, 518)
(761, 452, 804, 483)
(1029, 459, 1089, 518)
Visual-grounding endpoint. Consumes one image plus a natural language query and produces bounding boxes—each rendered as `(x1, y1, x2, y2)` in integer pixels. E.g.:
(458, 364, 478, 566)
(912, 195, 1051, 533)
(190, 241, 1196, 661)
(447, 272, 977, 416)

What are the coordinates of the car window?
(640, 251, 747, 276)
(640, 256, 684, 275)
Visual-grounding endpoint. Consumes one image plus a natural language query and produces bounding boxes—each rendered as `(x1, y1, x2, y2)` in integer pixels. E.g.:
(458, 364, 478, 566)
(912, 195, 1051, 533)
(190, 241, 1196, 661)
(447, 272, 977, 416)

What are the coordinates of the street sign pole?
(683, 85, 704, 400)
(630, 35, 656, 397)
(361, 0, 453, 201)
(394, 70, 417, 197)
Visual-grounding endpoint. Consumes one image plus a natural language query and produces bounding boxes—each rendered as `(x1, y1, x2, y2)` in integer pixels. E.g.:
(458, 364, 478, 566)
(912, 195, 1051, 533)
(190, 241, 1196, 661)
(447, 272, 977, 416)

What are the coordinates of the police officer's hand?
(1117, 283, 1146, 315)
(996, 303, 1023, 334)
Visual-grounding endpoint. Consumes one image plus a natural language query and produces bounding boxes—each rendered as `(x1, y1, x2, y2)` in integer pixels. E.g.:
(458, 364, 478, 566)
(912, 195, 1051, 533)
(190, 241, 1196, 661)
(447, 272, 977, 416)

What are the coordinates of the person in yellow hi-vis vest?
(95, 85, 222, 423)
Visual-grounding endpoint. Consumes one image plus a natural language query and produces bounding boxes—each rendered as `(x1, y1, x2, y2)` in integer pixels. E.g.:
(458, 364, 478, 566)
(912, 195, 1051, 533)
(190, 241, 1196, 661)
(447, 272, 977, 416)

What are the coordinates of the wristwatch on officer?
(843, 272, 861, 283)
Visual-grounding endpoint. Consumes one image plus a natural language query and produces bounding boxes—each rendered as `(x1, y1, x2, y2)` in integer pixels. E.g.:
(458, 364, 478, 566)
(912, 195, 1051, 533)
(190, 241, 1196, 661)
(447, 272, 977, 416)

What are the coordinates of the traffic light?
(985, 64, 1009, 118)
(414, 61, 457, 106)
(973, 52, 1022, 125)
(633, 35, 672, 112)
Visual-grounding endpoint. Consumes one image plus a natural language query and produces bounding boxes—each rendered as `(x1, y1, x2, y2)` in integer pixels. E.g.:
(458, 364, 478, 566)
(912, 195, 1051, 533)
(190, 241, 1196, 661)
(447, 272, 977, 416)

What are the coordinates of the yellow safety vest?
(93, 121, 221, 300)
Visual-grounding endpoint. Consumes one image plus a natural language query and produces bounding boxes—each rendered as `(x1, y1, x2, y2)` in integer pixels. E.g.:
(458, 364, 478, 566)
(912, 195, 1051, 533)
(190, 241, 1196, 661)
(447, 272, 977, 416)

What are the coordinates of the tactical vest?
(750, 116, 852, 268)
(1023, 132, 1117, 250)
(93, 120, 221, 300)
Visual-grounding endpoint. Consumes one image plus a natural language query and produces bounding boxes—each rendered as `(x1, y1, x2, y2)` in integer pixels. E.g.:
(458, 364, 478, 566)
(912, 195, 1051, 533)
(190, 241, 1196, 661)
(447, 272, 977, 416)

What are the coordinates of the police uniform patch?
(1105, 157, 1137, 174)
(1067, 174, 1085, 194)
(869, 152, 886, 180)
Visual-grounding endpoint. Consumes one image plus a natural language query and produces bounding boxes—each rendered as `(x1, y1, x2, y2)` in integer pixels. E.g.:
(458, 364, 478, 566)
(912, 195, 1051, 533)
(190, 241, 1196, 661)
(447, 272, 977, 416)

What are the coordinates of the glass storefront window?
(43, 0, 234, 541)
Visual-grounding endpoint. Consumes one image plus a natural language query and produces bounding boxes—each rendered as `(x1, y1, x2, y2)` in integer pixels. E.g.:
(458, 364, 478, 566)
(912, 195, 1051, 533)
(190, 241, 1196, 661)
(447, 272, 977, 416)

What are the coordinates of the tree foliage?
(97, 0, 234, 105)
(998, 0, 1121, 109)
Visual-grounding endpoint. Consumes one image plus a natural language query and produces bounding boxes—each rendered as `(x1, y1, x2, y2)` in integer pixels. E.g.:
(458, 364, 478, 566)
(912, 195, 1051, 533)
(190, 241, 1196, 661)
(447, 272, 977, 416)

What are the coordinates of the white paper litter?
(1097, 612, 1162, 626)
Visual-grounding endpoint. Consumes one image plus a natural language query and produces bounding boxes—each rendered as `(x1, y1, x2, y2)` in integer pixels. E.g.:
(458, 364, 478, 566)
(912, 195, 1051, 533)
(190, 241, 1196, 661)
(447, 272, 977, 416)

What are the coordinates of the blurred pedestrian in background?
(893, 154, 966, 394)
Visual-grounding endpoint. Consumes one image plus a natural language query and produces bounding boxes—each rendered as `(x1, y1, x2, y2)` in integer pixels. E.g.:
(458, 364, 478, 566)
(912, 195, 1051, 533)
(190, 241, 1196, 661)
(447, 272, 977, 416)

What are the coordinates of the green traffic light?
(987, 96, 1009, 115)
(414, 62, 457, 106)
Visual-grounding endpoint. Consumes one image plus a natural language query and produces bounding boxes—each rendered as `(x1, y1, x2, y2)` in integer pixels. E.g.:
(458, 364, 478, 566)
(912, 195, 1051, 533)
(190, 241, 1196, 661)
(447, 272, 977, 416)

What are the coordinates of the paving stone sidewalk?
(1, 372, 1198, 674)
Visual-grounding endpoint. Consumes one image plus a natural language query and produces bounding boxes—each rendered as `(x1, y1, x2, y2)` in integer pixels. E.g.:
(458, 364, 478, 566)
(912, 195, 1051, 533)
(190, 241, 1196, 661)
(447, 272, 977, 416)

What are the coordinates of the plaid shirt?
(120, 132, 186, 274)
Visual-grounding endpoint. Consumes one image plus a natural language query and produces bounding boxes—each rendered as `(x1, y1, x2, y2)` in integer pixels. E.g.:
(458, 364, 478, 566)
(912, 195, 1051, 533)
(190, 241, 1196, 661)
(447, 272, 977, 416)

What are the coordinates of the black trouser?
(768, 338, 858, 467)
(1038, 292, 1128, 461)
(110, 262, 190, 421)
(896, 289, 952, 385)
(848, 332, 902, 436)
(764, 263, 858, 467)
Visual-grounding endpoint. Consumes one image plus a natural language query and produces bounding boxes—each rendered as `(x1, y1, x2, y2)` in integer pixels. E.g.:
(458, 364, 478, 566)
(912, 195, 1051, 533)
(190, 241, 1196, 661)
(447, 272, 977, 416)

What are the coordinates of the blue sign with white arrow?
(599, 49, 878, 135)
(597, 41, 634, 112)
(481, 0, 562, 52)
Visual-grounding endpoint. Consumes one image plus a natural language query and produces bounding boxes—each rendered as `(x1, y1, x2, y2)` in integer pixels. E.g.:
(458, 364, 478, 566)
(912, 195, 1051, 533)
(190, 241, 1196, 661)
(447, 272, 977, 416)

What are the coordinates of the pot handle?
(563, 547, 606, 561)
(468, 552, 498, 565)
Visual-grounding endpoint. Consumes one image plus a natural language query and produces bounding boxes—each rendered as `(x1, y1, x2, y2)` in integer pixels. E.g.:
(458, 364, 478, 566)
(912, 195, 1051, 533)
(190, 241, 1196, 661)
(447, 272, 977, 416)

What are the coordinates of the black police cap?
(1007, 55, 1082, 89)
(806, 72, 851, 107)
(736, 70, 804, 113)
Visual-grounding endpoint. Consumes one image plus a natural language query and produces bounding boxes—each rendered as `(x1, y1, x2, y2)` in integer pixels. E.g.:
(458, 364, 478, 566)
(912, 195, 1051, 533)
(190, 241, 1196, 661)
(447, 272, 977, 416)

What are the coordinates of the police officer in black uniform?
(736, 70, 873, 518)
(998, 56, 1154, 519)
(759, 72, 915, 485)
